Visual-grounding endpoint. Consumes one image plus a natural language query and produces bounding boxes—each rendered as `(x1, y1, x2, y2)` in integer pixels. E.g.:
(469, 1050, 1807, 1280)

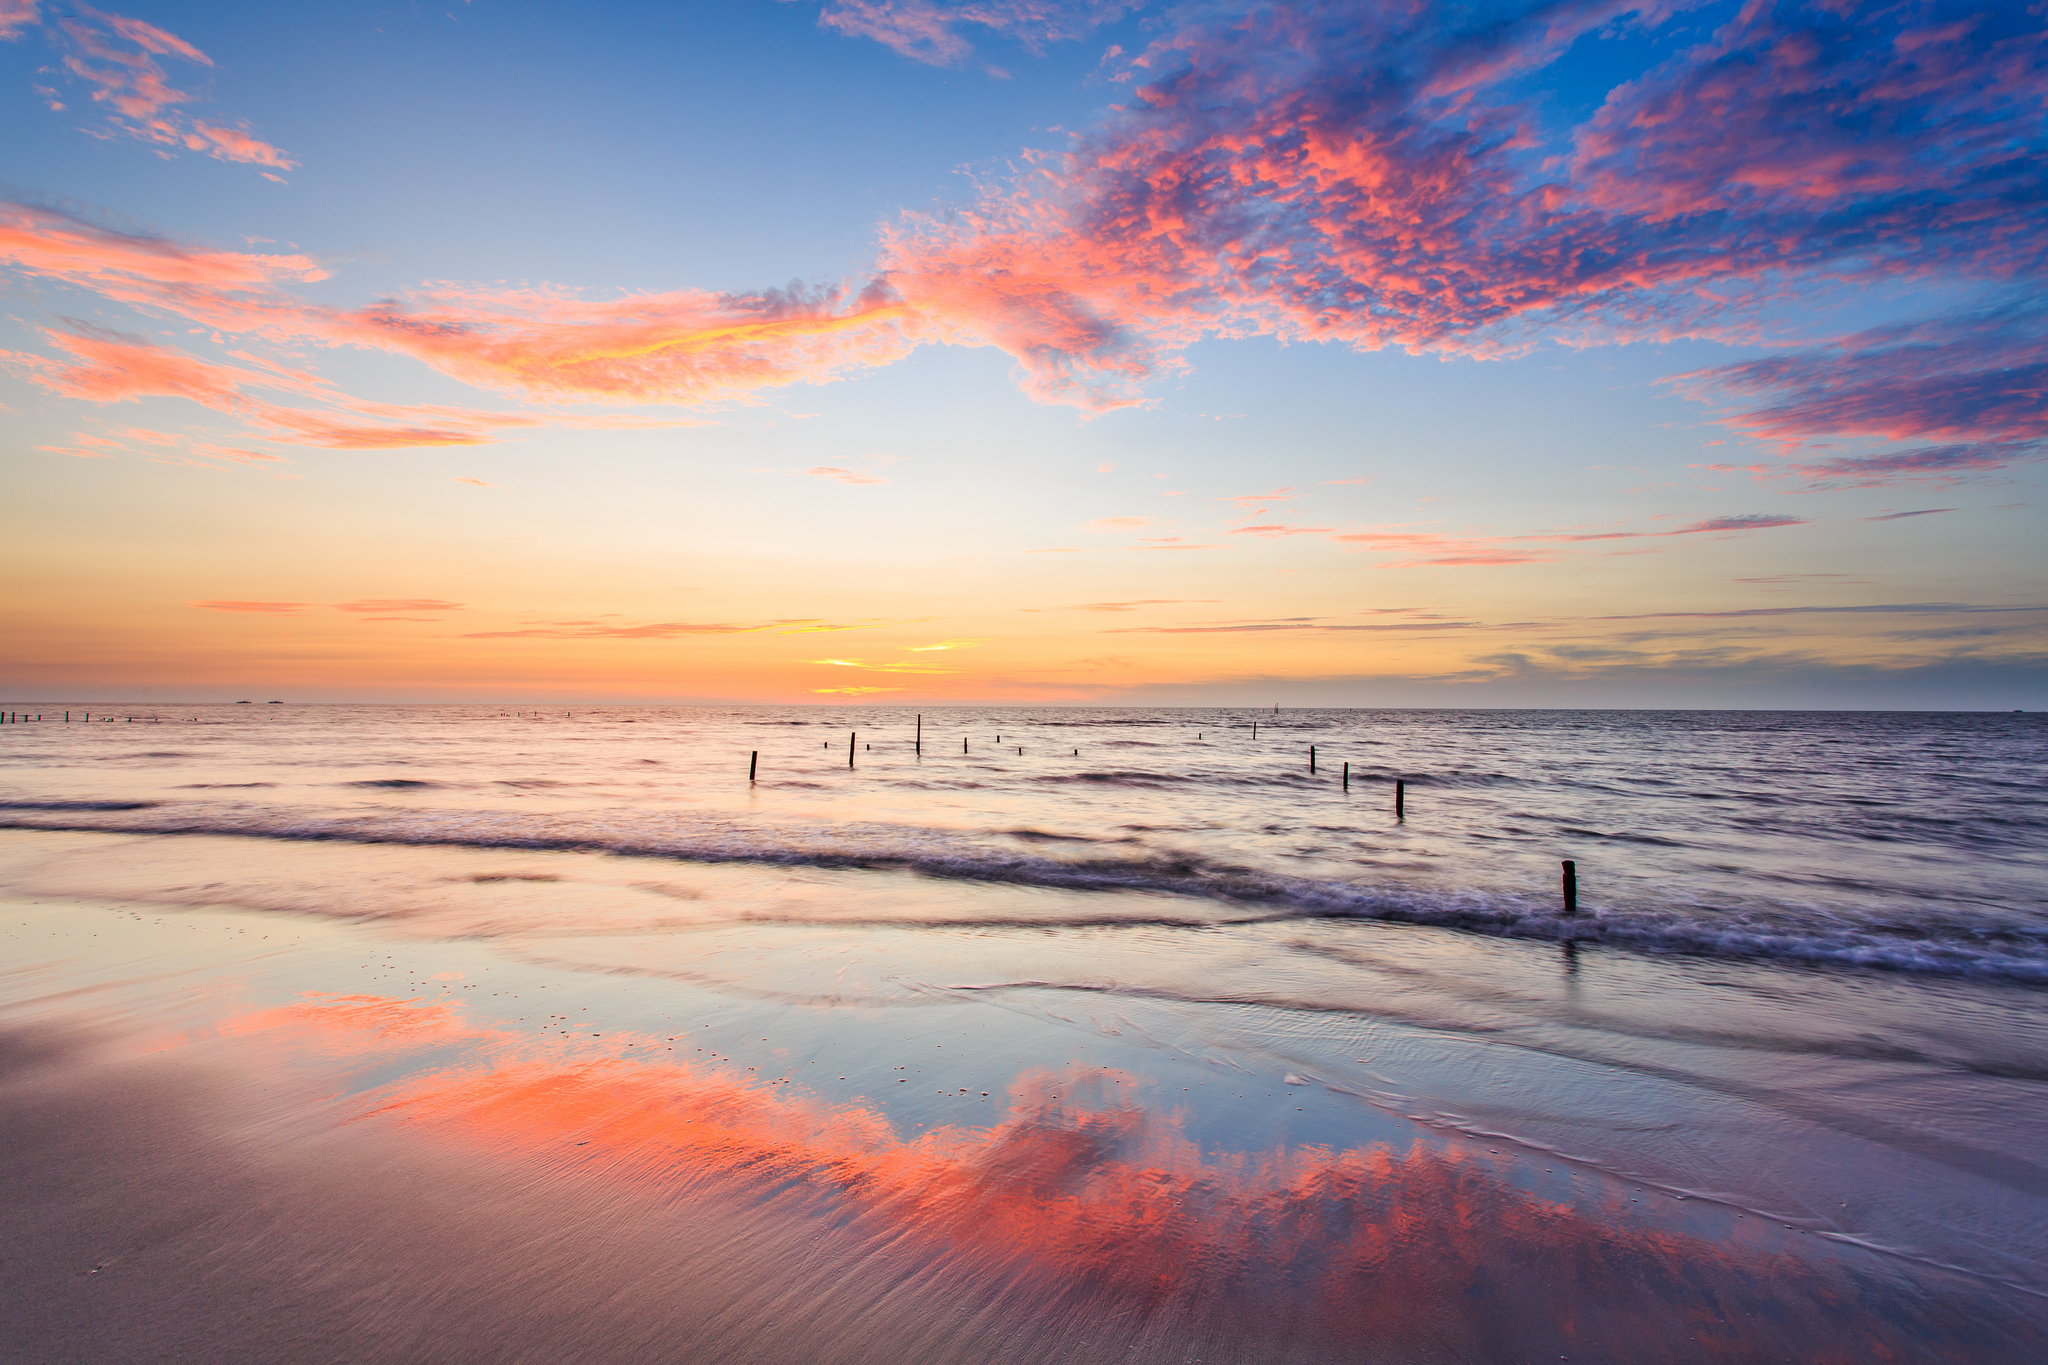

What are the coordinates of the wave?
(2, 799, 2045, 983)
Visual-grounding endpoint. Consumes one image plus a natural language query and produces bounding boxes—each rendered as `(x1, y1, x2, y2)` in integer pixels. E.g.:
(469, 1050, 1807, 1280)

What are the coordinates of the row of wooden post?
(758, 719, 1581, 915)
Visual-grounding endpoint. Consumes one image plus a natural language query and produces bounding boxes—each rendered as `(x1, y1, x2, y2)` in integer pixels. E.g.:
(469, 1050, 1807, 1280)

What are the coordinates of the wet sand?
(6, 860, 2046, 1363)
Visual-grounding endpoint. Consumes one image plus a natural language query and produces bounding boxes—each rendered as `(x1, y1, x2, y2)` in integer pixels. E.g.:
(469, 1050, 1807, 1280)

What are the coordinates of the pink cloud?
(0, 200, 326, 291)
(818, 0, 1139, 67)
(2, 325, 547, 449)
(1329, 511, 1807, 566)
(27, 8, 297, 169)
(0, 1, 37, 42)
(3, 1, 2041, 467)
(1676, 306, 2048, 486)
(182, 121, 295, 170)
(1082, 515, 1152, 531)
(804, 465, 889, 484)
(1229, 523, 1334, 537)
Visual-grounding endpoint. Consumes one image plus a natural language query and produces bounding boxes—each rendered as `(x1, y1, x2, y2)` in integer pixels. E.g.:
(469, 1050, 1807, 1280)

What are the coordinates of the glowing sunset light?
(0, 0, 2038, 705)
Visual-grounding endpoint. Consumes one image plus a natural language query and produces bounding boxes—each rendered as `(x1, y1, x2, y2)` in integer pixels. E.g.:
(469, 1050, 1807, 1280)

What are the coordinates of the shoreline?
(5, 851, 2047, 1359)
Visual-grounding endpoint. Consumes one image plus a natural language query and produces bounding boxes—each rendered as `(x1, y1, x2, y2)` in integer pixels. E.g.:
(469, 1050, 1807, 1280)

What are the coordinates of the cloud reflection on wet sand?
(233, 991, 2042, 1364)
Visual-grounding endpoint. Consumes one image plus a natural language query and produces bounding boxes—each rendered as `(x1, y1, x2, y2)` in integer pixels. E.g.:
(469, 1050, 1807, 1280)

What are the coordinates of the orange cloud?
(4, 325, 547, 449)
(333, 599, 463, 614)
(192, 599, 309, 613)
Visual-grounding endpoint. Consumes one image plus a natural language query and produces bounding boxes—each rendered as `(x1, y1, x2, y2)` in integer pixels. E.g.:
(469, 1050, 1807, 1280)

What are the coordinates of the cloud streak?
(818, 0, 1138, 67)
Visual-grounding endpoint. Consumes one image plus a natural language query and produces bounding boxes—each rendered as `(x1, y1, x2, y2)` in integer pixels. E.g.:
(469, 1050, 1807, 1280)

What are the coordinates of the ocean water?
(2, 704, 2045, 1361)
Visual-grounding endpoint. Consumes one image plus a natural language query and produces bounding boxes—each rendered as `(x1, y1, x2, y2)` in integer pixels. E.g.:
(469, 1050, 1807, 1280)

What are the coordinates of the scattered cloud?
(1081, 515, 1152, 532)
(2, 1, 2041, 504)
(1592, 603, 2046, 623)
(333, 599, 462, 613)
(803, 465, 888, 484)
(460, 621, 771, 639)
(1331, 511, 1809, 567)
(810, 657, 957, 673)
(1069, 599, 1215, 612)
(1229, 523, 1333, 537)
(15, 7, 298, 169)
(1, 322, 543, 449)
(191, 599, 307, 613)
(455, 477, 492, 487)
(817, 0, 1139, 68)
(1104, 617, 1480, 634)
(1861, 508, 1958, 522)
(0, 2, 37, 42)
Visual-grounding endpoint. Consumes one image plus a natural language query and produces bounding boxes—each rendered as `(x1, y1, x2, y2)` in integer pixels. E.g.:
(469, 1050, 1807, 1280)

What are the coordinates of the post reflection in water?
(223, 990, 2033, 1365)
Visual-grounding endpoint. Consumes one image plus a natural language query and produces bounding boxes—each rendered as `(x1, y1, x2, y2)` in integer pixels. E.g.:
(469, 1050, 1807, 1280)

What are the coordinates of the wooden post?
(1342, 761, 1349, 791)
(1309, 745, 1316, 774)
(1395, 779, 1406, 818)
(962, 737, 967, 753)
(1562, 860, 1578, 914)
(848, 731, 856, 768)
(915, 713, 922, 754)
(749, 751, 758, 782)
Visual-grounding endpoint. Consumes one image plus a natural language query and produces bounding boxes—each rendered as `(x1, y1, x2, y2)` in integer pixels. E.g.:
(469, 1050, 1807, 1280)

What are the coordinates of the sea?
(2, 704, 2044, 1362)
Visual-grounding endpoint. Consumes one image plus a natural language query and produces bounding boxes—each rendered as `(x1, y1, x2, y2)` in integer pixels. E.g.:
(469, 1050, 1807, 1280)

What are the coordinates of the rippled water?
(4, 704, 2045, 974)
(2, 704, 2044, 1360)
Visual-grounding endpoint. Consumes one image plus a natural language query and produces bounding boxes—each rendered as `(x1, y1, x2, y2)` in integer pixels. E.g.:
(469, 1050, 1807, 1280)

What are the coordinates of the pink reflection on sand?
(232, 992, 2027, 1362)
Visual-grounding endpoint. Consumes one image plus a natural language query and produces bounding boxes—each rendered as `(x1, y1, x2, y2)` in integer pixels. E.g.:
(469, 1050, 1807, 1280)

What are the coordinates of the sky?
(0, 0, 2042, 707)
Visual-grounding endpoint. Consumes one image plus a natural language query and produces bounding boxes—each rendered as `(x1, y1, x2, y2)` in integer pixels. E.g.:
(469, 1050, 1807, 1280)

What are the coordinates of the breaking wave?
(2, 799, 2044, 983)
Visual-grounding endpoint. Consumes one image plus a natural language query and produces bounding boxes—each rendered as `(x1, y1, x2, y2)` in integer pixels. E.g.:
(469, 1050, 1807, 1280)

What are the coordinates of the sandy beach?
(5, 792, 2045, 1360)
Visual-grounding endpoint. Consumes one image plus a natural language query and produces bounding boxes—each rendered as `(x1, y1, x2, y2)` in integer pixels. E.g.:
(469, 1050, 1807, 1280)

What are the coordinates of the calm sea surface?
(2, 705, 2044, 1361)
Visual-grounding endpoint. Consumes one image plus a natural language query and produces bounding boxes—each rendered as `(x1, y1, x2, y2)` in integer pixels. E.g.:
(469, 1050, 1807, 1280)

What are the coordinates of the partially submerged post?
(848, 731, 856, 769)
(1562, 860, 1578, 914)
(1342, 761, 1349, 791)
(915, 713, 922, 754)
(1395, 779, 1406, 818)
(1309, 744, 1316, 774)
(749, 751, 758, 782)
